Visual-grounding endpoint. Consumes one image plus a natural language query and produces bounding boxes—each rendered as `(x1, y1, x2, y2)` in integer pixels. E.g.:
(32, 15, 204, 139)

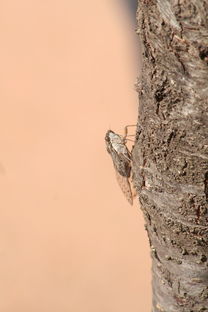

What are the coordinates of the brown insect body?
(105, 130, 133, 205)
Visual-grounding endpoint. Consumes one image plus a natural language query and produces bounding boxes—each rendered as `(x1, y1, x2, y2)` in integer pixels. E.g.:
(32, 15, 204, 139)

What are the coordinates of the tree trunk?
(132, 1, 208, 311)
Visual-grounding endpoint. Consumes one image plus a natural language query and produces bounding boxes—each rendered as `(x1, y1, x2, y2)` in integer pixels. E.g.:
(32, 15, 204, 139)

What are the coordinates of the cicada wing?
(115, 170, 133, 205)
(108, 148, 131, 178)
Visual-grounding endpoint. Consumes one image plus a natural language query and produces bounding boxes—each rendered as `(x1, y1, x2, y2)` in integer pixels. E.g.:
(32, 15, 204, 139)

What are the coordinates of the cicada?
(105, 128, 135, 205)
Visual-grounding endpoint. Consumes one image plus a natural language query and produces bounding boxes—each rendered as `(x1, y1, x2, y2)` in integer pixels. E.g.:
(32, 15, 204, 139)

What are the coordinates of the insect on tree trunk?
(132, 1, 208, 311)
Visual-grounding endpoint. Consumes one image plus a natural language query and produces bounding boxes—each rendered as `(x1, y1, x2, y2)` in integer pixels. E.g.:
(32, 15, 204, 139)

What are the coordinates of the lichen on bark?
(132, 1, 208, 311)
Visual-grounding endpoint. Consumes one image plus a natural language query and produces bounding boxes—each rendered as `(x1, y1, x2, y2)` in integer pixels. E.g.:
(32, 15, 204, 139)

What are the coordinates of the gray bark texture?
(132, 1, 208, 311)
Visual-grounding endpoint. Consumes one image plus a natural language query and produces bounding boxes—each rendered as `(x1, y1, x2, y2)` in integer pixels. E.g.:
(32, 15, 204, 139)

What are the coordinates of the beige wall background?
(0, 1, 151, 311)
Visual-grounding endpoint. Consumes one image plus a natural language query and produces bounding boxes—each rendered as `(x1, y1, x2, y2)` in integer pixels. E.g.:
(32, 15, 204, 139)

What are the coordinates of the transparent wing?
(115, 170, 133, 205)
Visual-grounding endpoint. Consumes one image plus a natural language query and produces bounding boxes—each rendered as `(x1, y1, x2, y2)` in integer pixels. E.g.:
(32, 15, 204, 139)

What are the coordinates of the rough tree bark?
(132, 1, 208, 311)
